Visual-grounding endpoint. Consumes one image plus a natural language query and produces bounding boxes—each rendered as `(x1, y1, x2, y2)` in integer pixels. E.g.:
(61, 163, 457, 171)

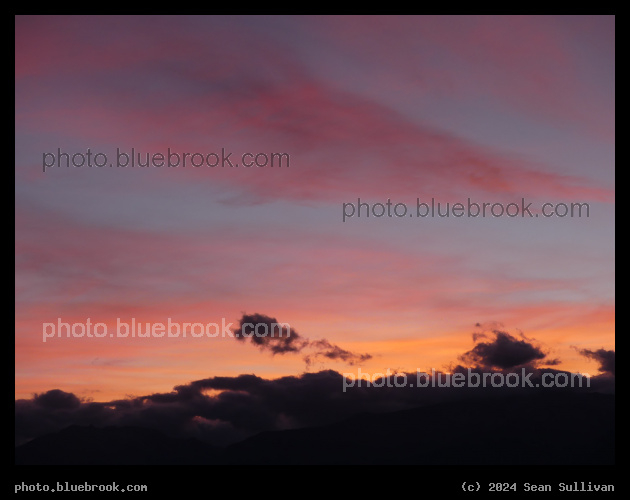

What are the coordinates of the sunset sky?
(15, 15, 614, 404)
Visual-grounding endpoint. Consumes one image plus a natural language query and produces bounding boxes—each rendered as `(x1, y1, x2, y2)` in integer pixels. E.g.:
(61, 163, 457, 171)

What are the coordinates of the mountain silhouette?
(14, 424, 220, 465)
(15, 391, 614, 465)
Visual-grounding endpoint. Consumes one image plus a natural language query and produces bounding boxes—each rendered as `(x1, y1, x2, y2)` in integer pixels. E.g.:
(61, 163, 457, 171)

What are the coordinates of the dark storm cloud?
(576, 347, 615, 375)
(459, 330, 547, 369)
(234, 313, 307, 354)
(303, 339, 372, 366)
(233, 313, 372, 366)
(541, 358, 562, 366)
(33, 389, 81, 410)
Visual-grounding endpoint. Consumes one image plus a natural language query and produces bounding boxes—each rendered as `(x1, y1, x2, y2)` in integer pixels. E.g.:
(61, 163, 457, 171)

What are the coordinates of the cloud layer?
(16, 327, 614, 447)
